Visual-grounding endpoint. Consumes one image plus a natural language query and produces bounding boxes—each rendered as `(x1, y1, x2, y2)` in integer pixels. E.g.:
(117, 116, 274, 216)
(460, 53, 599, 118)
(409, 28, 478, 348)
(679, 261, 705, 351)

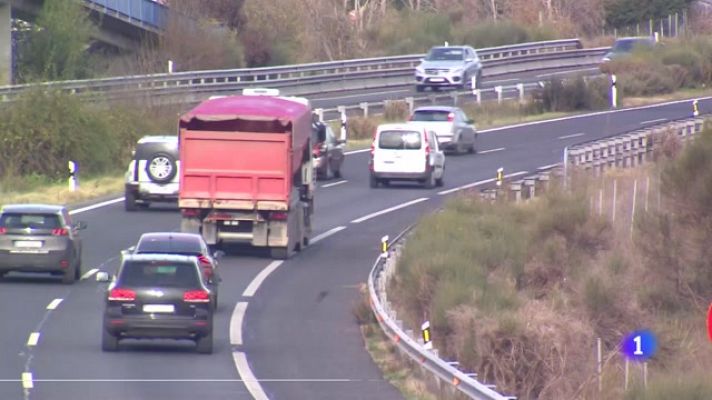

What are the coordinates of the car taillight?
(52, 228, 68, 236)
(197, 254, 211, 266)
(269, 212, 288, 221)
(181, 208, 199, 218)
(184, 290, 210, 303)
(0, 227, 6, 235)
(108, 288, 136, 301)
(447, 112, 455, 122)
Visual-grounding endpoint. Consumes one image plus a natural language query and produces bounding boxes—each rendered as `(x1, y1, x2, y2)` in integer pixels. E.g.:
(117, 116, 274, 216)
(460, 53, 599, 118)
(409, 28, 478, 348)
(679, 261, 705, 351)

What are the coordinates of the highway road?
(0, 89, 709, 399)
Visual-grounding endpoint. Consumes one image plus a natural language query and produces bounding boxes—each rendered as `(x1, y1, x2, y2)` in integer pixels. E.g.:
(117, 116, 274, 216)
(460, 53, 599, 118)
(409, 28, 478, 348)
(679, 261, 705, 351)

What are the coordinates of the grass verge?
(0, 173, 124, 206)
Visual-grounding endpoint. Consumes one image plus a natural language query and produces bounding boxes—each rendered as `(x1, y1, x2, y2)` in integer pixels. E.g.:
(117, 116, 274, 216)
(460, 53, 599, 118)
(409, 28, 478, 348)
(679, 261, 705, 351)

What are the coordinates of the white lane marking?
(242, 261, 283, 298)
(480, 96, 712, 134)
(311, 226, 347, 244)
(437, 171, 529, 196)
(350, 197, 429, 224)
(558, 132, 586, 140)
(0, 378, 364, 382)
(233, 352, 270, 400)
(478, 147, 505, 154)
(230, 302, 248, 346)
(69, 197, 124, 215)
(538, 163, 562, 170)
(640, 118, 668, 125)
(81, 268, 99, 280)
(317, 89, 410, 102)
(27, 333, 40, 347)
(321, 180, 348, 188)
(344, 148, 370, 156)
(536, 67, 600, 78)
(21, 373, 33, 389)
(46, 299, 63, 310)
(486, 78, 519, 84)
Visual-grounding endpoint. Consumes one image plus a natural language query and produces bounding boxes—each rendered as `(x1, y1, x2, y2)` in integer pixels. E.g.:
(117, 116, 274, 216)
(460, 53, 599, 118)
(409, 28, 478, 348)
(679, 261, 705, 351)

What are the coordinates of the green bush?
(369, 11, 453, 55)
(0, 89, 168, 180)
(530, 76, 609, 113)
(453, 21, 556, 49)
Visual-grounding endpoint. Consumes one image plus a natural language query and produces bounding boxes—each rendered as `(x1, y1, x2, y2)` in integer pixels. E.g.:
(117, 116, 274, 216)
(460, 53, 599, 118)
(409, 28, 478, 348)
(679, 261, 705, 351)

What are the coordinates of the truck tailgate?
(180, 130, 291, 206)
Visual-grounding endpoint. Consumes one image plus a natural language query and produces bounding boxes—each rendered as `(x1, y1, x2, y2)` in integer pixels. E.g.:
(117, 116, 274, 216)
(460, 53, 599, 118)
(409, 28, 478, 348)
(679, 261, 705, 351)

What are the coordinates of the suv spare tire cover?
(145, 152, 177, 183)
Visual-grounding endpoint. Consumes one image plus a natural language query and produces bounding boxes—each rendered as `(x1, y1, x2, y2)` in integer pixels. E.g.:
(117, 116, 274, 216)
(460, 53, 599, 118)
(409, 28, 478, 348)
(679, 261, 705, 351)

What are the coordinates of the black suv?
(99, 253, 214, 354)
(124, 135, 179, 211)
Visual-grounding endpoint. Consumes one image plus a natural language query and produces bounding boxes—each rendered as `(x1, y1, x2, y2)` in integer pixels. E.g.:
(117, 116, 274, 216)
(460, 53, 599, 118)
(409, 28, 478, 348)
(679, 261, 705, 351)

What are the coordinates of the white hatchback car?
(408, 106, 477, 154)
(369, 123, 445, 188)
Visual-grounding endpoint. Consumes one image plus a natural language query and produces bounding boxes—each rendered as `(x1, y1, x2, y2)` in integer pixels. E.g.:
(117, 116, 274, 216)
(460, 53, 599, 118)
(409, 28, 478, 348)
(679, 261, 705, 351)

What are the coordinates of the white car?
(407, 106, 477, 154)
(124, 135, 180, 211)
(369, 123, 445, 188)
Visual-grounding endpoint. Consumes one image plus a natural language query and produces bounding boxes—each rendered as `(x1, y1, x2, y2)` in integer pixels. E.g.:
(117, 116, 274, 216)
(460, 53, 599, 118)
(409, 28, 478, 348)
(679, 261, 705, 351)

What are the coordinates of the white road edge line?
(538, 163, 562, 170)
(69, 197, 124, 215)
(480, 96, 712, 134)
(344, 148, 370, 156)
(478, 147, 505, 154)
(321, 180, 348, 188)
(311, 226, 347, 244)
(230, 302, 248, 346)
(242, 261, 283, 298)
(558, 132, 586, 140)
(640, 118, 668, 125)
(27, 333, 40, 347)
(233, 352, 270, 400)
(81, 268, 99, 280)
(46, 299, 63, 310)
(437, 171, 529, 196)
(21, 372, 33, 389)
(536, 67, 600, 78)
(350, 197, 429, 224)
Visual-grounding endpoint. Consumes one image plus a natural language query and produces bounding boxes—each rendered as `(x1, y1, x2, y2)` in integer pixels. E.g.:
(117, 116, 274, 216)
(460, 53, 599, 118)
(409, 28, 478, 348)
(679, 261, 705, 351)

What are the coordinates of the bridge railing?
(85, 0, 168, 30)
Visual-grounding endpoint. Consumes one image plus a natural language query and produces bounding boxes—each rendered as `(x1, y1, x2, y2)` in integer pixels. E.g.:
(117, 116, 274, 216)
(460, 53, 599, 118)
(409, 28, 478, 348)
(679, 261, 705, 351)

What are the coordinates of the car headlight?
(415, 66, 425, 74)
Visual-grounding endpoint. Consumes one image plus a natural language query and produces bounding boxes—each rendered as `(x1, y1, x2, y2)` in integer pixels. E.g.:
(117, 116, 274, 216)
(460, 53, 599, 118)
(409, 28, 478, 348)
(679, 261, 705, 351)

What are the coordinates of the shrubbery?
(0, 90, 173, 181)
(530, 76, 610, 113)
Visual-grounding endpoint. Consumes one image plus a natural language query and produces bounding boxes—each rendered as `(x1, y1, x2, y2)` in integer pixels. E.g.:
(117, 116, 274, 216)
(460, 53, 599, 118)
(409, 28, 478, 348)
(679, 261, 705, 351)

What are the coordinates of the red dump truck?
(178, 94, 315, 259)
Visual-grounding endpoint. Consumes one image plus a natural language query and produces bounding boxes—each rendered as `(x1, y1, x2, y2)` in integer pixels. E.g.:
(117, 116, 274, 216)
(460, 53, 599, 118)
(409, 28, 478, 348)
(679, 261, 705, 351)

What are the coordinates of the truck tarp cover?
(179, 95, 311, 205)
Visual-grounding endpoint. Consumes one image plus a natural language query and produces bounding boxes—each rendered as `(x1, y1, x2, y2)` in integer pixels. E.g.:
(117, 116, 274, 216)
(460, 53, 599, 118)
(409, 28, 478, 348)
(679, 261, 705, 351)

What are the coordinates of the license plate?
(430, 78, 445, 82)
(14, 240, 42, 248)
(149, 185, 177, 194)
(143, 304, 175, 313)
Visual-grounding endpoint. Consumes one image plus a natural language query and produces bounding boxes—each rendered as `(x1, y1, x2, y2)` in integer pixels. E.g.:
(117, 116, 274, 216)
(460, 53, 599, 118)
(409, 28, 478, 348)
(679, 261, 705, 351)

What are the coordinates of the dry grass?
(390, 127, 712, 399)
(0, 174, 124, 206)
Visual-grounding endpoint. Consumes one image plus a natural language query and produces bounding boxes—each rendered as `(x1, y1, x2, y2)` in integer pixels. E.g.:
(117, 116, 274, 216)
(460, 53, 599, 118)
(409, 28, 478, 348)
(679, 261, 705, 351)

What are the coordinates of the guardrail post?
(610, 74, 617, 108)
(510, 180, 523, 202)
(517, 83, 525, 103)
(474, 89, 481, 104)
(405, 97, 414, 114)
(314, 108, 324, 122)
(381, 235, 389, 258)
(338, 106, 347, 141)
(167, 60, 173, 74)
(495, 86, 503, 104)
(360, 102, 369, 117)
(450, 91, 458, 106)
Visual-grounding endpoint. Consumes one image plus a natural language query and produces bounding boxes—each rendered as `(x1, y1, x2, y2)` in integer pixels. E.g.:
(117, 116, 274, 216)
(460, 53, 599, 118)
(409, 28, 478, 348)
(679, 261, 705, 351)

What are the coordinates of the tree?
(18, 0, 96, 82)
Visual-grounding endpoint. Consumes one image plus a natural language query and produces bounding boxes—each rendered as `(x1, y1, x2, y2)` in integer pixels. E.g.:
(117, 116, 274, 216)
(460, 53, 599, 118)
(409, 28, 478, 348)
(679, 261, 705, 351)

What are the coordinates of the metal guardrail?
(368, 228, 516, 400)
(0, 39, 594, 102)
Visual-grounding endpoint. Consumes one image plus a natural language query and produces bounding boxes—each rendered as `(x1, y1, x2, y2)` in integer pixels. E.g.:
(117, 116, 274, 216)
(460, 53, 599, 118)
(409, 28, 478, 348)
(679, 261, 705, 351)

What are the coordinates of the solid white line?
(242, 261, 283, 298)
(233, 352, 270, 400)
(311, 226, 347, 244)
(69, 197, 124, 215)
(321, 180, 348, 188)
(46, 299, 63, 310)
(558, 132, 586, 140)
(478, 147, 505, 154)
(21, 372, 33, 389)
(486, 78, 519, 84)
(536, 67, 600, 78)
(437, 171, 529, 196)
(230, 302, 248, 346)
(350, 197, 429, 224)
(27, 333, 40, 347)
(318, 89, 409, 102)
(480, 96, 712, 134)
(344, 148, 370, 156)
(538, 163, 561, 170)
(81, 268, 99, 280)
(640, 118, 668, 125)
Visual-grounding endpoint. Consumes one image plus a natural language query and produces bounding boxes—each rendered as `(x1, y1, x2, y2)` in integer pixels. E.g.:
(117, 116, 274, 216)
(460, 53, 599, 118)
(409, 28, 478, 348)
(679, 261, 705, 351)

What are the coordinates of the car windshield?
(0, 213, 61, 229)
(426, 48, 464, 61)
(136, 238, 202, 255)
(379, 130, 422, 150)
(119, 261, 201, 288)
(411, 110, 452, 122)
